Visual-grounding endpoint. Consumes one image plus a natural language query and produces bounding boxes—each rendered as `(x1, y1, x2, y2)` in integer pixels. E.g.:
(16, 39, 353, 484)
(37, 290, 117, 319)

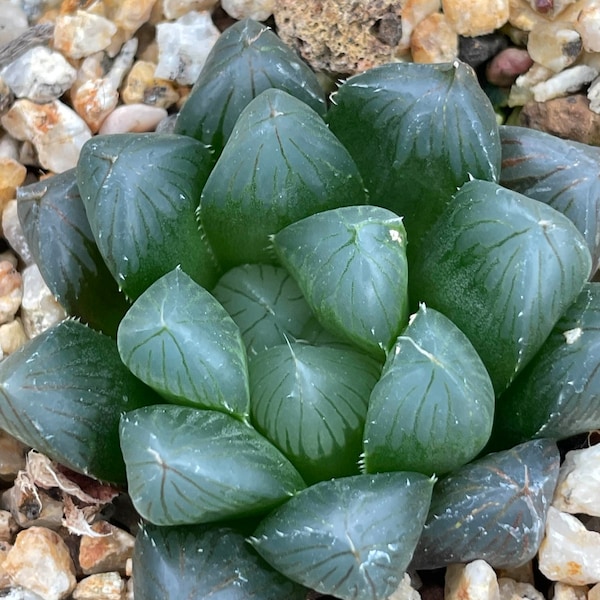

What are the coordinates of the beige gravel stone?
(509, 0, 551, 31)
(0, 259, 22, 325)
(121, 60, 179, 108)
(551, 582, 590, 600)
(1, 200, 33, 266)
(387, 572, 421, 599)
(538, 506, 600, 585)
(0, 510, 18, 542)
(53, 10, 118, 59)
(576, 5, 600, 52)
(0, 540, 13, 587)
(161, 0, 220, 19)
(221, 0, 275, 21)
(0, 157, 26, 204)
(20, 263, 67, 339)
(410, 12, 458, 64)
(3, 527, 77, 600)
(1, 99, 92, 173)
(445, 560, 500, 600)
(0, 1, 28, 47)
(398, 0, 441, 52)
(111, 0, 158, 37)
(98, 103, 168, 135)
(72, 572, 127, 600)
(0, 318, 28, 356)
(527, 21, 582, 72)
(589, 582, 600, 600)
(0, 432, 27, 482)
(79, 521, 135, 576)
(442, 0, 509, 36)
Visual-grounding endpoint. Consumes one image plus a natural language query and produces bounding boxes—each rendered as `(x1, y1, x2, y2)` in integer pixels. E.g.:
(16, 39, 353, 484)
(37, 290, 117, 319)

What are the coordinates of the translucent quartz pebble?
(1, 46, 77, 103)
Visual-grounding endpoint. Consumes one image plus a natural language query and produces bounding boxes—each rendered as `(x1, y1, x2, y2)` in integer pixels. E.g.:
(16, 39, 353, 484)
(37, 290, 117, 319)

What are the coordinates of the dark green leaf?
(0, 319, 159, 484)
(363, 304, 494, 476)
(500, 125, 600, 273)
(272, 205, 409, 358)
(17, 169, 129, 337)
(77, 132, 219, 299)
(174, 18, 326, 155)
(250, 472, 434, 600)
(410, 179, 592, 394)
(491, 283, 600, 449)
(327, 60, 500, 247)
(411, 439, 559, 570)
(199, 88, 367, 268)
(211, 264, 317, 357)
(117, 268, 249, 419)
(133, 521, 307, 600)
(119, 405, 306, 525)
(249, 343, 381, 484)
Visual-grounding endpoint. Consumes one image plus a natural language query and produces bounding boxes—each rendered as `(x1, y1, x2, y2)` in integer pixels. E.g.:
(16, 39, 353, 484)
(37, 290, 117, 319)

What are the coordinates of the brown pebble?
(486, 47, 534, 88)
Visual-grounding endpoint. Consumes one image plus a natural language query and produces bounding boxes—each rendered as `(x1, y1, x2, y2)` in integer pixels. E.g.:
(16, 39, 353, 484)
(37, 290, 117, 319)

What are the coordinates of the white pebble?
(1, 199, 33, 265)
(532, 65, 599, 103)
(538, 506, 600, 586)
(1, 99, 92, 173)
(53, 10, 118, 59)
(20, 264, 67, 339)
(445, 560, 500, 600)
(98, 104, 168, 135)
(155, 10, 220, 85)
(553, 445, 600, 517)
(1, 46, 77, 104)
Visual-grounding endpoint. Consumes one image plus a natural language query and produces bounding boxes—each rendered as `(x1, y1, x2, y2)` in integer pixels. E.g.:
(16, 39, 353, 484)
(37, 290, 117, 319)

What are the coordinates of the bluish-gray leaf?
(120, 405, 306, 525)
(363, 304, 494, 476)
(250, 471, 434, 600)
(249, 343, 381, 483)
(117, 267, 249, 419)
(133, 521, 307, 599)
(272, 205, 409, 358)
(411, 439, 560, 570)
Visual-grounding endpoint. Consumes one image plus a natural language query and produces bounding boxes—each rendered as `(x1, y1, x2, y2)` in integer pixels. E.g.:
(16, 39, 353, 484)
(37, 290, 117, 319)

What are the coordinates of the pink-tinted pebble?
(486, 47, 534, 88)
(98, 104, 168, 135)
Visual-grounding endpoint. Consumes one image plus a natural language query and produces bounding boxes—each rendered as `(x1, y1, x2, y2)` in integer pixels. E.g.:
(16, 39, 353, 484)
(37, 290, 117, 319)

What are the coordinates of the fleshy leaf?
(249, 343, 381, 484)
(117, 268, 249, 419)
(17, 169, 129, 337)
(327, 60, 500, 248)
(411, 439, 560, 570)
(211, 264, 317, 357)
(363, 304, 494, 476)
(174, 18, 326, 155)
(250, 472, 434, 600)
(199, 88, 367, 268)
(410, 179, 592, 394)
(272, 205, 409, 358)
(77, 132, 219, 299)
(500, 125, 600, 274)
(0, 319, 159, 484)
(491, 283, 600, 448)
(119, 405, 306, 525)
(133, 521, 307, 600)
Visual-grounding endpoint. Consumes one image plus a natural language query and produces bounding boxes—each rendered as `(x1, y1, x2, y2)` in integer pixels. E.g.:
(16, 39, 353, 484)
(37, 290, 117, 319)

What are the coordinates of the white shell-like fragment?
(1, 99, 92, 173)
(155, 10, 220, 85)
(1, 46, 77, 103)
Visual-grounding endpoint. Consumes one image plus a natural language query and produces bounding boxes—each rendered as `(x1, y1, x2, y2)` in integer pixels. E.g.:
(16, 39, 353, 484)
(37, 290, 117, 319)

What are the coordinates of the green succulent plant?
(4, 17, 600, 600)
